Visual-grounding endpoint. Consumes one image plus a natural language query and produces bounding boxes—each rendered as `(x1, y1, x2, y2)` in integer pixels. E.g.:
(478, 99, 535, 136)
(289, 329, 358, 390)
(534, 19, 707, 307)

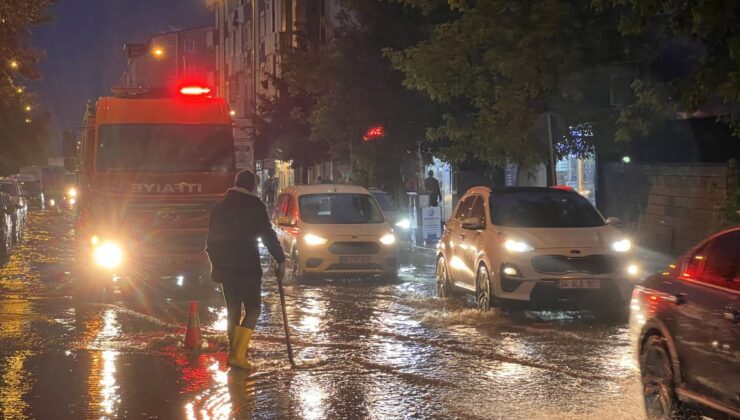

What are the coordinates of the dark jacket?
(206, 187, 285, 276)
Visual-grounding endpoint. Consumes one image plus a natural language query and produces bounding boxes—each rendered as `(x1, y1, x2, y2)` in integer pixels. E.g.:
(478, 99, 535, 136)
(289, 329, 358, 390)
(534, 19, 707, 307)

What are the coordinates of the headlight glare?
(93, 241, 123, 270)
(611, 239, 632, 253)
(504, 239, 533, 253)
(67, 187, 77, 198)
(304, 234, 328, 246)
(379, 233, 396, 245)
(395, 219, 411, 230)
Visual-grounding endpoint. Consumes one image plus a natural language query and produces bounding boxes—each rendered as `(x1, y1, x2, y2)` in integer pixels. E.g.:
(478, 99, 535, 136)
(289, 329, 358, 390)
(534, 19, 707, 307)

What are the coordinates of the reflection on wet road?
(0, 211, 647, 419)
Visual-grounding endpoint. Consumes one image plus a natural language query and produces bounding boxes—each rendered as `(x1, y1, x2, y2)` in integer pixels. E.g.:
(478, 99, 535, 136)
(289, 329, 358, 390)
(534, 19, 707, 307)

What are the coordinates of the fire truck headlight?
(93, 242, 123, 270)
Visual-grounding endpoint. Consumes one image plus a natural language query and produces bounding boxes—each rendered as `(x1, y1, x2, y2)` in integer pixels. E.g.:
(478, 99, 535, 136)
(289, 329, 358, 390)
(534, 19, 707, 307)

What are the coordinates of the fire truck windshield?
(96, 124, 235, 172)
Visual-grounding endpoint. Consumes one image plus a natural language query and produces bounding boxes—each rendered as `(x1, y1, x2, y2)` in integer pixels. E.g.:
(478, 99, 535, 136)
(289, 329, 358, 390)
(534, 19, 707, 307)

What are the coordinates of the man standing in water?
(206, 169, 285, 369)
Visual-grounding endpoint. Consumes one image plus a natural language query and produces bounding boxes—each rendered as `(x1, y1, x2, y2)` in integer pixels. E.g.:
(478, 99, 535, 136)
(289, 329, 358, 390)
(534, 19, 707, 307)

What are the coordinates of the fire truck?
(74, 85, 236, 293)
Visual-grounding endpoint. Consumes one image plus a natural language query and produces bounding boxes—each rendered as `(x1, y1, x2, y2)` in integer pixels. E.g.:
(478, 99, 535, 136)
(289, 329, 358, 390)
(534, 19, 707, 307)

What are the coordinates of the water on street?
(0, 209, 664, 419)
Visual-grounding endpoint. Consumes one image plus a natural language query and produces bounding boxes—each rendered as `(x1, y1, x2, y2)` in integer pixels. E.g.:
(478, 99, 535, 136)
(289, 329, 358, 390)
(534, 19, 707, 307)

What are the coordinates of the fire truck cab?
(75, 86, 235, 291)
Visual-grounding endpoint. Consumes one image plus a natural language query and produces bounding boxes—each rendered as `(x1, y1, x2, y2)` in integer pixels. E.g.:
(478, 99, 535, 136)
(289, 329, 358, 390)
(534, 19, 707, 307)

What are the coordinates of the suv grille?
(329, 242, 379, 255)
(532, 255, 618, 275)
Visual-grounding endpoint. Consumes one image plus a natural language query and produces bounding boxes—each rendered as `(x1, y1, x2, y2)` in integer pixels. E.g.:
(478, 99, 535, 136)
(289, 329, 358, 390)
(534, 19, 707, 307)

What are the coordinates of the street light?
(24, 105, 31, 112)
(9, 60, 19, 69)
(16, 87, 24, 94)
(152, 48, 164, 57)
(24, 118, 31, 124)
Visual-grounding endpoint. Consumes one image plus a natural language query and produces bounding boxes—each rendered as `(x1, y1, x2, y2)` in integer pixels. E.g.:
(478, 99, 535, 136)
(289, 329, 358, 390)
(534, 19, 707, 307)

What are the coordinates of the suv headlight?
(379, 233, 396, 245)
(611, 239, 632, 253)
(504, 239, 534, 253)
(304, 234, 328, 246)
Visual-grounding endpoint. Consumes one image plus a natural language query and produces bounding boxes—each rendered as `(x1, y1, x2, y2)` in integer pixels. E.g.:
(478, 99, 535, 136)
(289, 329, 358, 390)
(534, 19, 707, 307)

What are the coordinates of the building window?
(184, 39, 196, 52)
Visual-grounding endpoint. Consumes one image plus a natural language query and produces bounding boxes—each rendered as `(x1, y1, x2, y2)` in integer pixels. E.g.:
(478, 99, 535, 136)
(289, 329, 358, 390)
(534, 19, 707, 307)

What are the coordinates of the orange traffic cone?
(184, 301, 201, 350)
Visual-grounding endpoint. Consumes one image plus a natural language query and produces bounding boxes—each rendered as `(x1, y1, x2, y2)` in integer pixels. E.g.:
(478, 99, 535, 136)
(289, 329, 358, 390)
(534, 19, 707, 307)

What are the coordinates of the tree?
(594, 0, 740, 139)
(389, 0, 632, 168)
(256, 1, 446, 190)
(0, 0, 55, 173)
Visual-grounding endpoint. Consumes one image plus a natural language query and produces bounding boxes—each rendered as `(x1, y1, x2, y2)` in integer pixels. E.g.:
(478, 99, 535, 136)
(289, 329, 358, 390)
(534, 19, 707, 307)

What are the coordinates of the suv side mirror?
(462, 216, 484, 230)
(276, 216, 294, 227)
(606, 217, 625, 228)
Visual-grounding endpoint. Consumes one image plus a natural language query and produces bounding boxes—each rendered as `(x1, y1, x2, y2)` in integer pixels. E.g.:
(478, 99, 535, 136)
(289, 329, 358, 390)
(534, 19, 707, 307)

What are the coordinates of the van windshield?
(97, 124, 235, 172)
(370, 192, 398, 211)
(299, 193, 385, 224)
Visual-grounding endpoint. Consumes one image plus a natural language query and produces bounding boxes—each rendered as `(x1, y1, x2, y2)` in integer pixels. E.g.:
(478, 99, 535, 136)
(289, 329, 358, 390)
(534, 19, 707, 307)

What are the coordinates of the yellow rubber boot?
(228, 326, 254, 369)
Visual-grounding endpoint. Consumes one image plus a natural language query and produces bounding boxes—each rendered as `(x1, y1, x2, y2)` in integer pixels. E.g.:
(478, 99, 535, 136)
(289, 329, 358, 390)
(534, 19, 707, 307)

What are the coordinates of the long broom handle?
(276, 276, 296, 368)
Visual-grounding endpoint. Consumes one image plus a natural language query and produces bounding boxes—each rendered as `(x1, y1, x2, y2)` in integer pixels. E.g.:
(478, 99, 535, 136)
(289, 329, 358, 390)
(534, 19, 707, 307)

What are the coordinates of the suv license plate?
(340, 256, 372, 264)
(559, 279, 600, 289)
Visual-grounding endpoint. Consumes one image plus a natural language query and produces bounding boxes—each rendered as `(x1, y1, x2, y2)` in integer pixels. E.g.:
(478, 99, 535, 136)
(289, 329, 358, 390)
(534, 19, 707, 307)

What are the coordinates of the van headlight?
(304, 234, 328, 246)
(504, 239, 533, 253)
(395, 219, 411, 230)
(93, 241, 124, 270)
(379, 233, 396, 245)
(611, 239, 632, 253)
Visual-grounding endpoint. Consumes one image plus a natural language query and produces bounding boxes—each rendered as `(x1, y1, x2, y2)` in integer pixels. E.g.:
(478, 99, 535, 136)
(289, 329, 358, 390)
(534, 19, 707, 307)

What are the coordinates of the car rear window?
(489, 190, 605, 228)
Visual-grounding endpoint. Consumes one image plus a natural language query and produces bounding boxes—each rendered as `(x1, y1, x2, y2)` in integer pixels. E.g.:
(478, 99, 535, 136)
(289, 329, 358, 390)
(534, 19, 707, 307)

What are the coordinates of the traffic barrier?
(184, 301, 201, 350)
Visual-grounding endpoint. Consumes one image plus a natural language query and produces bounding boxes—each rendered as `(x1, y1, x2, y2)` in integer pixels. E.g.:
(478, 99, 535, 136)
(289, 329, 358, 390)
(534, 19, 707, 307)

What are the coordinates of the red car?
(630, 226, 739, 419)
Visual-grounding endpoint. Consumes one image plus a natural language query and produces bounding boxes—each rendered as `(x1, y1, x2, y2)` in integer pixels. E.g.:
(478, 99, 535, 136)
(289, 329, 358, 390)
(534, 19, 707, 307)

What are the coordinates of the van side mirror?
(276, 216, 294, 227)
(462, 216, 484, 230)
(606, 217, 625, 228)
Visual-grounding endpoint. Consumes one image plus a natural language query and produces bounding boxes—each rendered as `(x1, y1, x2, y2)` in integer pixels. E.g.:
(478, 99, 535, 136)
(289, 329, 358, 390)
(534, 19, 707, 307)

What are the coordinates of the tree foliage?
(595, 0, 740, 138)
(0, 0, 55, 174)
(255, 1, 445, 189)
(389, 0, 630, 167)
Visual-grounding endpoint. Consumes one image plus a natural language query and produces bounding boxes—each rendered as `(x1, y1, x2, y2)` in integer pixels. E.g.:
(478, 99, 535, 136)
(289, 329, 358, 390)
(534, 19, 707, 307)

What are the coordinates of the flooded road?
(0, 210, 658, 419)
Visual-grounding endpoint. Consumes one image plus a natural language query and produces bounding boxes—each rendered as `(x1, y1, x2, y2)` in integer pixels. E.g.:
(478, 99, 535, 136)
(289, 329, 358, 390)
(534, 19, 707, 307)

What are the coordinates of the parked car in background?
(273, 184, 399, 281)
(630, 227, 739, 419)
(0, 193, 14, 257)
(436, 186, 640, 315)
(0, 178, 27, 244)
(12, 174, 44, 209)
(369, 189, 411, 248)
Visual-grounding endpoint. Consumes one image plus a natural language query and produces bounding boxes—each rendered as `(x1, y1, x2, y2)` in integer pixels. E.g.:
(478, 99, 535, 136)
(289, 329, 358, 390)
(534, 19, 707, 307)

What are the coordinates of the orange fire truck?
(74, 85, 235, 291)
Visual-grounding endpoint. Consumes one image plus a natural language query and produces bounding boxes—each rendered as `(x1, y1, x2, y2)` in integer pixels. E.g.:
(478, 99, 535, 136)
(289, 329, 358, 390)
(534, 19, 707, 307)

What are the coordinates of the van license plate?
(340, 256, 372, 264)
(559, 279, 600, 289)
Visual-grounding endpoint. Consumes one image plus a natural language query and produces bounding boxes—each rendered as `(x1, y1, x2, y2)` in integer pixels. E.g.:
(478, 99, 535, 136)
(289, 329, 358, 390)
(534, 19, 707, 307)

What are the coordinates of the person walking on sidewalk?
(206, 169, 286, 369)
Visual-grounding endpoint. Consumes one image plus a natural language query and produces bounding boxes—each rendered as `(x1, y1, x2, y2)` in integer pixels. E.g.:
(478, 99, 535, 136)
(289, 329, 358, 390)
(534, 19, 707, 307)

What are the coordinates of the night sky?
(32, 0, 212, 152)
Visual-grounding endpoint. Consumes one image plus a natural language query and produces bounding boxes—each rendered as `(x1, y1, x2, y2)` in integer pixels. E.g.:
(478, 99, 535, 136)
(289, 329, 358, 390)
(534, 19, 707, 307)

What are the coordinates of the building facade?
(120, 26, 216, 90)
(209, 0, 338, 190)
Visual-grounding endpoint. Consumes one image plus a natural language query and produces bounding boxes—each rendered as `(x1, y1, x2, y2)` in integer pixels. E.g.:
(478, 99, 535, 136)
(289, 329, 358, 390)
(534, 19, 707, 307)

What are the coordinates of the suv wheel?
(476, 265, 492, 311)
(436, 257, 451, 298)
(641, 335, 680, 419)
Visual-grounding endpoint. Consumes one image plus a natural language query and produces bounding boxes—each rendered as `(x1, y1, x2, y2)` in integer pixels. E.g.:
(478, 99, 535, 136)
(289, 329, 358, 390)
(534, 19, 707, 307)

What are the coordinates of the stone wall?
(602, 163, 730, 255)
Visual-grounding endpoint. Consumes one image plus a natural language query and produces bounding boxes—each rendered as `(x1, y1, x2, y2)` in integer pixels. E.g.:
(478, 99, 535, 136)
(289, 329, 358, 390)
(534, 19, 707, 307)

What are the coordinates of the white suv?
(436, 187, 639, 314)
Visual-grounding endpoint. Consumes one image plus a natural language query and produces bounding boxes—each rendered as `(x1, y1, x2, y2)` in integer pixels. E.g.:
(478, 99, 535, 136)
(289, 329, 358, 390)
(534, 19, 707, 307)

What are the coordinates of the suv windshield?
(299, 193, 385, 224)
(490, 189, 605, 228)
(97, 124, 235, 172)
(370, 192, 398, 211)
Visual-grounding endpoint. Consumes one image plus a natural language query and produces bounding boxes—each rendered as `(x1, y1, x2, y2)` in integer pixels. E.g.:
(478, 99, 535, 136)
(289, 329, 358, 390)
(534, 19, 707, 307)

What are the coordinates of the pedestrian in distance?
(424, 170, 442, 207)
(206, 169, 286, 369)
